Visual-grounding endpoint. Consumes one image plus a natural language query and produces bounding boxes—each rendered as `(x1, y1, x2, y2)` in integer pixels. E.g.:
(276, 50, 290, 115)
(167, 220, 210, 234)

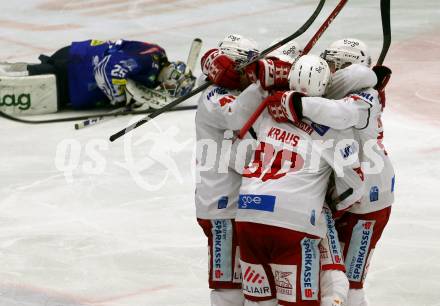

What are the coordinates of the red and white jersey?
(195, 82, 267, 219)
(235, 109, 365, 237)
(326, 64, 377, 100)
(302, 66, 395, 214)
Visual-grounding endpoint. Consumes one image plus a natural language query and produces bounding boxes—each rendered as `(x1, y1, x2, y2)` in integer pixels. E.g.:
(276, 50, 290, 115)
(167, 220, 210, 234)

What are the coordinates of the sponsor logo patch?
(206, 87, 228, 101)
(369, 186, 379, 202)
(271, 264, 297, 302)
(340, 142, 357, 159)
(238, 194, 276, 212)
(311, 122, 330, 136)
(345, 220, 375, 282)
(217, 196, 228, 209)
(301, 238, 320, 300)
(211, 219, 233, 282)
(352, 91, 374, 102)
(241, 261, 272, 297)
(324, 208, 343, 264)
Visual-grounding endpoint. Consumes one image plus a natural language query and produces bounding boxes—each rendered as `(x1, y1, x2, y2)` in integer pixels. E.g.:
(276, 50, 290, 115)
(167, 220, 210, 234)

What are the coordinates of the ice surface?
(0, 0, 439, 305)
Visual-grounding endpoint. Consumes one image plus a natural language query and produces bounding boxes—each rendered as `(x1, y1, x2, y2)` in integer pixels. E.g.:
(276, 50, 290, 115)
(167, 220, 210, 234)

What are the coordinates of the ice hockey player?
(235, 54, 365, 306)
(195, 33, 266, 306)
(0, 39, 195, 111)
(268, 38, 395, 306)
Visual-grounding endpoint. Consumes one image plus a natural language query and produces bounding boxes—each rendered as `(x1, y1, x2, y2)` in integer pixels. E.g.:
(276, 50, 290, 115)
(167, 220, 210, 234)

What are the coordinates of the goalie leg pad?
(0, 74, 58, 115)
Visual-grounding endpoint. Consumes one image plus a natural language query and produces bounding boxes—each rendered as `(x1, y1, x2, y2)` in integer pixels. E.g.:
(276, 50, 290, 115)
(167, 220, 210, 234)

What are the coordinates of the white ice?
(0, 1, 440, 305)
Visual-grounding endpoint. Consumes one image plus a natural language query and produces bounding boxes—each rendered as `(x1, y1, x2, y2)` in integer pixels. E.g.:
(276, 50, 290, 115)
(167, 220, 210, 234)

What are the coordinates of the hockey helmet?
(321, 38, 371, 71)
(288, 54, 331, 96)
(267, 38, 303, 63)
(218, 34, 259, 65)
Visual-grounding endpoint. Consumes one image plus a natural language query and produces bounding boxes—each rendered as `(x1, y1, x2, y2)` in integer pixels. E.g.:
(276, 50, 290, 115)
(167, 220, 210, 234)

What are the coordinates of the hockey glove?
(202, 50, 241, 89)
(200, 48, 218, 75)
(258, 58, 292, 91)
(372, 65, 392, 91)
(372, 65, 391, 109)
(266, 90, 305, 123)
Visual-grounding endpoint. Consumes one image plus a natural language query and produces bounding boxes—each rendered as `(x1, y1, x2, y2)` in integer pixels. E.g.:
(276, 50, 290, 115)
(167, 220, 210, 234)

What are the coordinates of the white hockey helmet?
(288, 54, 331, 97)
(218, 34, 259, 65)
(267, 38, 303, 63)
(321, 38, 371, 71)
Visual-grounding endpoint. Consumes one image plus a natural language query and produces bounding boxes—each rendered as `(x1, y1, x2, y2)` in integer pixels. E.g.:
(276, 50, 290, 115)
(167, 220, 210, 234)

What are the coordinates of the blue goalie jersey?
(67, 39, 167, 109)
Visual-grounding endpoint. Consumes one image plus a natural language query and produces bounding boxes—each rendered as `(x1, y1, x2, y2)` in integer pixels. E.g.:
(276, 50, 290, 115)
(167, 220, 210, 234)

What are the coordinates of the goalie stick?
(185, 38, 203, 74)
(108, 0, 326, 142)
(74, 38, 203, 130)
(238, 0, 349, 139)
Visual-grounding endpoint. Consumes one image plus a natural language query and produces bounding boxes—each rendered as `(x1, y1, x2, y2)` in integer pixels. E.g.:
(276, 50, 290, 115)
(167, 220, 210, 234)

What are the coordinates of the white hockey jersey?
(235, 108, 365, 237)
(301, 65, 395, 214)
(195, 82, 267, 219)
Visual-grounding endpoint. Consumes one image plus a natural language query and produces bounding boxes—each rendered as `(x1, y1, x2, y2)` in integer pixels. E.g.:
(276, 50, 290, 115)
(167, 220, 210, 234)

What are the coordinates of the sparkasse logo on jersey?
(325, 212, 342, 263)
(0, 93, 31, 110)
(212, 220, 233, 282)
(301, 238, 319, 300)
(346, 220, 375, 282)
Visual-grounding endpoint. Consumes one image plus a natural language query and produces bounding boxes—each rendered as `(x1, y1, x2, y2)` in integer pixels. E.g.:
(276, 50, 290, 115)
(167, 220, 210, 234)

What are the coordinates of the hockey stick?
(238, 0, 348, 139)
(108, 0, 326, 142)
(326, 188, 354, 211)
(73, 38, 203, 130)
(377, 0, 391, 66)
(185, 38, 203, 74)
(74, 105, 131, 130)
(0, 105, 197, 125)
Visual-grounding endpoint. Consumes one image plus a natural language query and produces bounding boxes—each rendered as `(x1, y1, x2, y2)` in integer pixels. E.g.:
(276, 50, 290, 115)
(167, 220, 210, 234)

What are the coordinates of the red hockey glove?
(266, 90, 304, 123)
(200, 48, 218, 75)
(207, 54, 241, 89)
(243, 62, 258, 84)
(258, 58, 292, 91)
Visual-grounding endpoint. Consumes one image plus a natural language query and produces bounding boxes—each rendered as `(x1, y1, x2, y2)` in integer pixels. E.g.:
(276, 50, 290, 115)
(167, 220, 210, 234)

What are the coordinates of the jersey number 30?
(243, 142, 304, 182)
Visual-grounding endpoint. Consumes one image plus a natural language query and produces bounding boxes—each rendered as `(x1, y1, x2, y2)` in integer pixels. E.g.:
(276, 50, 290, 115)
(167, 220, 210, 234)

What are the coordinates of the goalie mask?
(288, 54, 331, 97)
(321, 38, 371, 71)
(267, 38, 302, 63)
(158, 61, 195, 97)
(218, 34, 259, 65)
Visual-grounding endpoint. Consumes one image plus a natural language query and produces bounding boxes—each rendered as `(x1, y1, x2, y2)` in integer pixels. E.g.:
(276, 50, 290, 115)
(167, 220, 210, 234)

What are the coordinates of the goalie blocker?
(0, 74, 58, 115)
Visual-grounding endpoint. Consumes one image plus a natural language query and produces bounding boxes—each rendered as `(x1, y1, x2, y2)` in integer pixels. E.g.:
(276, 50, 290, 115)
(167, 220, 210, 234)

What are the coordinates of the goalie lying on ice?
(0, 39, 196, 114)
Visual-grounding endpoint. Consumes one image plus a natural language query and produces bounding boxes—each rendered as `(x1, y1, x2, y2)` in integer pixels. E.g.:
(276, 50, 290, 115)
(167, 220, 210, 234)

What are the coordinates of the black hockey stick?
(373, 0, 392, 93)
(0, 105, 197, 125)
(326, 188, 354, 211)
(377, 0, 391, 66)
(109, 0, 327, 142)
